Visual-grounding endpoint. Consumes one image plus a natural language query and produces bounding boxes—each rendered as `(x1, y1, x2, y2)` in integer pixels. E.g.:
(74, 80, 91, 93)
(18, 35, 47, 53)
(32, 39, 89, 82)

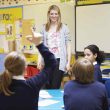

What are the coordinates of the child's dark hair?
(84, 44, 105, 65)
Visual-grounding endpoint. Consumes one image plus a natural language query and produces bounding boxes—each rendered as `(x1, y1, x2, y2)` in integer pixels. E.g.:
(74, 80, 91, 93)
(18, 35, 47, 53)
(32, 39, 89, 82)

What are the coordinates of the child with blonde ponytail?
(0, 31, 56, 110)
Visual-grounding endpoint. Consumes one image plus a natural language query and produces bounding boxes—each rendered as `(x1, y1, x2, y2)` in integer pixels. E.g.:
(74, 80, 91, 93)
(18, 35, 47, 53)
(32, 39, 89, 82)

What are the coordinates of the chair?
(24, 65, 40, 79)
(102, 69, 110, 75)
(105, 80, 110, 108)
(102, 69, 110, 83)
(105, 80, 110, 98)
(61, 72, 72, 89)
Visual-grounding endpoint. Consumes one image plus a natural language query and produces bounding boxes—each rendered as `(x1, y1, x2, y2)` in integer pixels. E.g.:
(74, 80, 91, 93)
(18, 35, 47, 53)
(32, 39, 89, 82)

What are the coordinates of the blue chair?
(105, 80, 110, 108)
(105, 80, 110, 98)
(101, 69, 110, 83)
(102, 69, 110, 75)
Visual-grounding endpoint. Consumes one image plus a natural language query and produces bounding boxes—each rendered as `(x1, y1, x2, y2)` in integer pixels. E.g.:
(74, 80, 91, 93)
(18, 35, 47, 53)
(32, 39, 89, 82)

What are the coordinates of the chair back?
(102, 69, 110, 75)
(105, 79, 110, 98)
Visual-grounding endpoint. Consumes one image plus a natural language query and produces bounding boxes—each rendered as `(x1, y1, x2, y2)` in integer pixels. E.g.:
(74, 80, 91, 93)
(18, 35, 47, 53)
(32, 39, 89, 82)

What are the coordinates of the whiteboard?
(76, 4, 110, 53)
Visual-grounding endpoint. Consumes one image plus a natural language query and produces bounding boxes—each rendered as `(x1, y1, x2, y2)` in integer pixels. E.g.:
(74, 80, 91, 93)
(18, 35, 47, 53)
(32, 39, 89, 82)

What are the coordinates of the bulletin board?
(0, 6, 22, 53)
(0, 6, 23, 40)
(77, 0, 110, 6)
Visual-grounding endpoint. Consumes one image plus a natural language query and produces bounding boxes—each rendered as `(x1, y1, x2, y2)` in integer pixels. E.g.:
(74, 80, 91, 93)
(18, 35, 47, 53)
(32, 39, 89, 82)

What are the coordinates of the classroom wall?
(23, 2, 75, 53)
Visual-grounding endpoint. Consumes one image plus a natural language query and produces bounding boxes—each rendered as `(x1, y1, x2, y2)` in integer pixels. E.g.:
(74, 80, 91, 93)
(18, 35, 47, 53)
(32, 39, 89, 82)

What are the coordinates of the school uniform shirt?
(93, 61, 102, 82)
(0, 43, 57, 110)
(64, 80, 109, 110)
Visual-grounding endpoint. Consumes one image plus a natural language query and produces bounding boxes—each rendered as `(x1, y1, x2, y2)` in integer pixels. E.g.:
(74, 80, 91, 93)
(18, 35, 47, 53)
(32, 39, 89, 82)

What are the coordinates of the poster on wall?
(6, 24, 14, 40)
(15, 19, 22, 39)
(21, 19, 36, 54)
(0, 6, 23, 40)
(0, 23, 5, 35)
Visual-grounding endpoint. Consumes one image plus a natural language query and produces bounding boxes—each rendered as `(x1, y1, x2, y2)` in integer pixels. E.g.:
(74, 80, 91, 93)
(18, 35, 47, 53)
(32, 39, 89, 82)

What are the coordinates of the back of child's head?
(0, 51, 26, 96)
(5, 51, 26, 75)
(72, 58, 94, 84)
(84, 44, 105, 65)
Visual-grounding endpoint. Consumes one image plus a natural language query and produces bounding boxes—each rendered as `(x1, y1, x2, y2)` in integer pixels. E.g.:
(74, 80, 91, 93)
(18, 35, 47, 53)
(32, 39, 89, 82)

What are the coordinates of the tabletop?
(38, 89, 64, 110)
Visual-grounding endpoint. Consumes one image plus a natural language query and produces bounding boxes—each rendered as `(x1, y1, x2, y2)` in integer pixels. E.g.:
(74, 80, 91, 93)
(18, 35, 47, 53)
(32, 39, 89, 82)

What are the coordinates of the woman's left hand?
(66, 63, 71, 72)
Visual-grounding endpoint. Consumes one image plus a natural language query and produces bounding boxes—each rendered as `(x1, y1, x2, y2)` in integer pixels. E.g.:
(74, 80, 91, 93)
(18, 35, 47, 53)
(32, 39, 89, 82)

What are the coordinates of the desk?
(38, 89, 64, 110)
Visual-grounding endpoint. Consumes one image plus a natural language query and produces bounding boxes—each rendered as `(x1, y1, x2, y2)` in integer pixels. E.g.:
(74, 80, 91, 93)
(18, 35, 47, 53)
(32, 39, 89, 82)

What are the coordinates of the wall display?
(15, 19, 22, 39)
(77, 0, 103, 5)
(0, 6, 22, 53)
(0, 23, 5, 35)
(21, 19, 37, 54)
(77, 0, 110, 6)
(0, 6, 22, 41)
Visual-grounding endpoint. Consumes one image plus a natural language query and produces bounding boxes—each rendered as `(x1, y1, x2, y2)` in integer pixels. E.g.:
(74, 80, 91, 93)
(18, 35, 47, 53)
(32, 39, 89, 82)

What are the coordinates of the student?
(38, 5, 71, 89)
(64, 58, 108, 110)
(84, 44, 105, 82)
(0, 32, 57, 110)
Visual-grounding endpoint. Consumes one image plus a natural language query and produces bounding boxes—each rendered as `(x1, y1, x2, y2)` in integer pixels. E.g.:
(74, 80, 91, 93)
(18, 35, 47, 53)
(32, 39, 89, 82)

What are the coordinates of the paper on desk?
(61, 90, 64, 93)
(39, 90, 52, 98)
(38, 99, 59, 106)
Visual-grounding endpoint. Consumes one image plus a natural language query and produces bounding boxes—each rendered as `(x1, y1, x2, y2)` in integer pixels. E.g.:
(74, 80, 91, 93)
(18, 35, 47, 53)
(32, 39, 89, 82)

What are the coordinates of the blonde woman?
(38, 5, 71, 89)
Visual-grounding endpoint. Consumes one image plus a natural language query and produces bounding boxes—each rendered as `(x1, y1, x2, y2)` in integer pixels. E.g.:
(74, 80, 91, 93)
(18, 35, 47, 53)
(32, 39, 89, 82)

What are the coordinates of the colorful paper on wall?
(0, 23, 5, 34)
(21, 19, 37, 54)
(0, 6, 22, 24)
(0, 6, 22, 41)
(77, 0, 103, 5)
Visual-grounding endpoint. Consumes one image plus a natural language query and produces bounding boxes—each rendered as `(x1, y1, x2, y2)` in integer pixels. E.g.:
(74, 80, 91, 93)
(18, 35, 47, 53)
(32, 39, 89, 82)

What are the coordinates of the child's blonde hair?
(0, 52, 26, 96)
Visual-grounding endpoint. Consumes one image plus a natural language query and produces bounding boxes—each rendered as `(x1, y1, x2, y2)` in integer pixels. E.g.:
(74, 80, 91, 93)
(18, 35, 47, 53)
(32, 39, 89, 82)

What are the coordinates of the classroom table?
(38, 89, 64, 110)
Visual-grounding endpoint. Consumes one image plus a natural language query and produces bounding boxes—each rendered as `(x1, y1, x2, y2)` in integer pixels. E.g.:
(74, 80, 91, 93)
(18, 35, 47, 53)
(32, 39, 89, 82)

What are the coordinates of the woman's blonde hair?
(72, 58, 94, 84)
(0, 51, 26, 96)
(46, 5, 62, 32)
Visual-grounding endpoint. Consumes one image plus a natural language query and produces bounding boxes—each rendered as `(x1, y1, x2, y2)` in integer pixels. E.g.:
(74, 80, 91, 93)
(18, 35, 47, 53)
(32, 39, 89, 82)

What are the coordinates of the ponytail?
(96, 51, 105, 65)
(0, 51, 26, 96)
(0, 70, 14, 96)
